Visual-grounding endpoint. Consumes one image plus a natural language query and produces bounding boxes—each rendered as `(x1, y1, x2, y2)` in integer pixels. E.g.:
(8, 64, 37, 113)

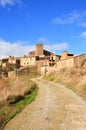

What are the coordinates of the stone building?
(1, 56, 20, 69)
(29, 43, 60, 61)
(1, 43, 85, 75)
(35, 44, 44, 56)
(73, 54, 86, 68)
(28, 43, 60, 74)
(56, 53, 86, 70)
(0, 60, 2, 66)
(20, 56, 36, 67)
(29, 43, 44, 57)
(29, 51, 35, 57)
(61, 50, 74, 60)
(2, 57, 9, 68)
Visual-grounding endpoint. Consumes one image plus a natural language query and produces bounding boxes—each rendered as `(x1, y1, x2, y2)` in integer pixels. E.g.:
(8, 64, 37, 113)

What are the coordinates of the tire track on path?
(3, 78, 86, 130)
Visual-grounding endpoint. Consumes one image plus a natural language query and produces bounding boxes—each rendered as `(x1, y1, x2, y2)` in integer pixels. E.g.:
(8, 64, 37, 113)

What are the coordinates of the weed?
(44, 68, 86, 101)
(0, 85, 39, 130)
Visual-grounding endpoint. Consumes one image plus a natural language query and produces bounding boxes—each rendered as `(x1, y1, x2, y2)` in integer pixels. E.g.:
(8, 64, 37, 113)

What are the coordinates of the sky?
(0, 0, 86, 59)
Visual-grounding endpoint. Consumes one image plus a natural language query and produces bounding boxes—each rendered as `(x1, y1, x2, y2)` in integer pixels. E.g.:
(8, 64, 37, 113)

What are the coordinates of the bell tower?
(35, 43, 43, 56)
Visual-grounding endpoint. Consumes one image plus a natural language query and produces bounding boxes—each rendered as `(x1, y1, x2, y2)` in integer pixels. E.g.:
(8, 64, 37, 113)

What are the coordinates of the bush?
(24, 85, 36, 95)
(6, 95, 25, 105)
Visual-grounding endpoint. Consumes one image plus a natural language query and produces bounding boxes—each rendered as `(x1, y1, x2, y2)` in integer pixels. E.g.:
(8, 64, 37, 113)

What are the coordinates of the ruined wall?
(8, 57, 16, 64)
(40, 66, 49, 75)
(36, 59, 49, 74)
(61, 51, 68, 60)
(61, 51, 74, 60)
(56, 54, 86, 70)
(47, 66, 57, 74)
(29, 51, 35, 57)
(0, 60, 2, 66)
(40, 54, 86, 74)
(53, 55, 60, 62)
(56, 58, 74, 70)
(74, 54, 86, 67)
(2, 63, 7, 68)
(8, 71, 16, 79)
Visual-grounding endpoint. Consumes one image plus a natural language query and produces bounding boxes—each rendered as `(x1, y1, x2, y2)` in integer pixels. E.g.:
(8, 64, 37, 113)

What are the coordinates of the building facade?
(1, 43, 86, 75)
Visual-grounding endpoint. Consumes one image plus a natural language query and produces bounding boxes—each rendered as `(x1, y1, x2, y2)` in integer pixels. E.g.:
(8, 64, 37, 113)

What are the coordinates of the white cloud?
(0, 39, 35, 59)
(79, 22, 86, 27)
(80, 31, 86, 38)
(53, 10, 86, 27)
(44, 42, 68, 52)
(53, 11, 80, 24)
(0, 0, 22, 7)
(37, 37, 69, 52)
(0, 38, 69, 59)
(37, 37, 49, 44)
(38, 37, 68, 51)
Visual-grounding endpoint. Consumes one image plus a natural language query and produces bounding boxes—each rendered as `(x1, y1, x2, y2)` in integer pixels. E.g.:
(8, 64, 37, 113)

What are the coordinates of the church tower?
(35, 43, 44, 56)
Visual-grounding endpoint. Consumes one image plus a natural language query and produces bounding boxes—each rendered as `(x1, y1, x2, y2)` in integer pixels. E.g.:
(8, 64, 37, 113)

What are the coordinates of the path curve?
(4, 78, 86, 130)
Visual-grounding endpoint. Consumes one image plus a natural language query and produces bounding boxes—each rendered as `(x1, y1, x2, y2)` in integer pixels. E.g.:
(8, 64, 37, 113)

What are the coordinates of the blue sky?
(0, 0, 86, 58)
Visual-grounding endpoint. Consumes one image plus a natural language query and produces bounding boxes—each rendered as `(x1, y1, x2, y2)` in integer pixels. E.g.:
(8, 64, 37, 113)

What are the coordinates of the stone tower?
(61, 50, 68, 60)
(35, 43, 43, 56)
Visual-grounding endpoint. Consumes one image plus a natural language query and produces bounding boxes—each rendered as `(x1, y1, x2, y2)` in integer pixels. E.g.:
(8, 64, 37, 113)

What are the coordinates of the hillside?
(0, 72, 39, 130)
(44, 63, 86, 101)
(3, 77, 86, 130)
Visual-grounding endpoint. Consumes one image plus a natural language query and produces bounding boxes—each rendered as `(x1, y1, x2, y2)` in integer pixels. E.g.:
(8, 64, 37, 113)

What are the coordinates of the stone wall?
(2, 63, 7, 68)
(35, 44, 43, 56)
(74, 54, 86, 67)
(8, 71, 16, 79)
(0, 60, 2, 66)
(48, 66, 57, 74)
(29, 51, 35, 57)
(56, 54, 86, 70)
(61, 51, 73, 60)
(8, 56, 16, 64)
(39, 54, 86, 74)
(36, 59, 49, 74)
(56, 58, 74, 70)
(61, 51, 68, 60)
(20, 57, 36, 67)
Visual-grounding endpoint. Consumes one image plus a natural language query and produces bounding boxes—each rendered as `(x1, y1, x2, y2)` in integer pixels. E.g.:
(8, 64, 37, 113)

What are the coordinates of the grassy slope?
(0, 86, 39, 129)
(0, 73, 39, 130)
(44, 67, 86, 101)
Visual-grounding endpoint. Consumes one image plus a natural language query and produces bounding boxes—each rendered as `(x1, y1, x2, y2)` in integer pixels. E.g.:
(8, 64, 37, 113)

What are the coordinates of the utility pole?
(50, 43, 53, 66)
(44, 60, 46, 75)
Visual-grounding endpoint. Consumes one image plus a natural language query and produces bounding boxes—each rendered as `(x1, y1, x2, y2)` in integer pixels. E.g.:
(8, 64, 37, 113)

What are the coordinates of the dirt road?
(4, 78, 86, 130)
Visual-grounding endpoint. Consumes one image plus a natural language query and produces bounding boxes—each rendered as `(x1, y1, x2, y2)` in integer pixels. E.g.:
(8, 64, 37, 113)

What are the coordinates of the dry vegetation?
(44, 62, 86, 101)
(0, 75, 36, 102)
(0, 72, 40, 130)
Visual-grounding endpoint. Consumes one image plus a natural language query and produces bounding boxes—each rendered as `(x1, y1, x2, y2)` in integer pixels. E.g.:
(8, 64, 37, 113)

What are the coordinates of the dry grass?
(0, 86, 39, 130)
(0, 79, 10, 101)
(0, 76, 36, 102)
(0, 72, 40, 130)
(0, 71, 40, 102)
(44, 66, 86, 101)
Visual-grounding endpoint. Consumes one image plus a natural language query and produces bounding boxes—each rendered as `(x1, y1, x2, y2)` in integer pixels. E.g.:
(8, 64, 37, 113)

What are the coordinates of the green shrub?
(6, 95, 25, 105)
(24, 85, 36, 95)
(0, 86, 39, 130)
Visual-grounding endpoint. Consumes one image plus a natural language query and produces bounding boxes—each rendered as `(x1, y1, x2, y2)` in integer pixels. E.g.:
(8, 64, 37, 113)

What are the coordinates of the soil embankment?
(0, 75, 38, 130)
(44, 66, 86, 101)
(3, 78, 86, 130)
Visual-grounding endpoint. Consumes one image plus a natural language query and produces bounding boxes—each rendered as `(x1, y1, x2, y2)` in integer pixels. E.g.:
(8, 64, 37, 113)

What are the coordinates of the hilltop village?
(0, 43, 86, 77)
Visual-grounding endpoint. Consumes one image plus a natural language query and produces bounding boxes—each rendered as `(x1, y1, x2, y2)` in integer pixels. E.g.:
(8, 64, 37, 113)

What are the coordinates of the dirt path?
(4, 78, 86, 130)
